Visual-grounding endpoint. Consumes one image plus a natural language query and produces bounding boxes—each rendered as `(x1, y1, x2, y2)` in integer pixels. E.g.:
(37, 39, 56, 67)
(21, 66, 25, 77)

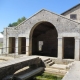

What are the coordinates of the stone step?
(46, 59, 52, 63)
(45, 68, 67, 76)
(48, 61, 55, 66)
(43, 58, 50, 62)
(40, 57, 55, 67)
(50, 64, 67, 70)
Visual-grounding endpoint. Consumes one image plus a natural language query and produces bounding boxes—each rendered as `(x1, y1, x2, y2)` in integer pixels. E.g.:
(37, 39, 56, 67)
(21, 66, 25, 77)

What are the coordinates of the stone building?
(62, 4, 80, 22)
(3, 4, 80, 61)
(0, 32, 3, 43)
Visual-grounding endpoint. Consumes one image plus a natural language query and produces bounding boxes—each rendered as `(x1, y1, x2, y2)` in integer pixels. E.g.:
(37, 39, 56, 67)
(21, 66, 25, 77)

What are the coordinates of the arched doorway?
(30, 22, 58, 57)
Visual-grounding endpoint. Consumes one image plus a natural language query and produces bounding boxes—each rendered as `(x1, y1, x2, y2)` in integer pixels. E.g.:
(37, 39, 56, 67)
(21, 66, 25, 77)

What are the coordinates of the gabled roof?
(61, 3, 80, 15)
(41, 9, 80, 24)
(19, 9, 80, 27)
(9, 9, 80, 31)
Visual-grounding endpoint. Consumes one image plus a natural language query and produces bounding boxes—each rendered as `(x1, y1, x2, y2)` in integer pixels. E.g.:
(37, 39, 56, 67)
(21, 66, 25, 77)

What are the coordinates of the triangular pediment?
(16, 9, 80, 28)
(27, 9, 80, 26)
(7, 9, 80, 37)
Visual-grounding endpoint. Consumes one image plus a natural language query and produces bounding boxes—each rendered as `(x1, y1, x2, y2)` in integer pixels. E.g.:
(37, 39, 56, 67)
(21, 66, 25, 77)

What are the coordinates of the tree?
(8, 16, 26, 27)
(12, 22, 18, 26)
(8, 23, 12, 27)
(1, 31, 3, 34)
(21, 17, 26, 21)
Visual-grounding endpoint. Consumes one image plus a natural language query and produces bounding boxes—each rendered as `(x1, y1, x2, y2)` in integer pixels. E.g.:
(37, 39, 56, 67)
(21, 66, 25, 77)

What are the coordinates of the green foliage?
(1, 31, 3, 34)
(35, 73, 63, 80)
(8, 17, 26, 27)
(8, 23, 13, 27)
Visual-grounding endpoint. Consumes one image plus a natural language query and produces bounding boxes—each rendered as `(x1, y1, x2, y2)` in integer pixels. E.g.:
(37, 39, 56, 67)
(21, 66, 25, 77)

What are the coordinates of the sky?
(0, 0, 80, 32)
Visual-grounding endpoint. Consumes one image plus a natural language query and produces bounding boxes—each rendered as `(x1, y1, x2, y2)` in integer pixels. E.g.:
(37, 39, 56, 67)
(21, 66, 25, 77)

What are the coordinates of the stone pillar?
(18, 37, 21, 54)
(3, 28, 7, 54)
(29, 36, 32, 56)
(26, 38, 29, 56)
(75, 38, 79, 60)
(79, 38, 80, 60)
(6, 38, 9, 54)
(58, 37, 63, 60)
(15, 38, 18, 55)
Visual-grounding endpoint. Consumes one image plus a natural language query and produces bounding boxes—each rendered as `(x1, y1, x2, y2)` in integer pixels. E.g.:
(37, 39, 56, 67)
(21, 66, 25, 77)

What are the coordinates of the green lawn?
(34, 73, 63, 80)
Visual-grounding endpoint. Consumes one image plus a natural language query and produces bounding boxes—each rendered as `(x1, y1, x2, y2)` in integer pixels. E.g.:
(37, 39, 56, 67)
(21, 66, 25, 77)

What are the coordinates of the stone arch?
(29, 21, 58, 57)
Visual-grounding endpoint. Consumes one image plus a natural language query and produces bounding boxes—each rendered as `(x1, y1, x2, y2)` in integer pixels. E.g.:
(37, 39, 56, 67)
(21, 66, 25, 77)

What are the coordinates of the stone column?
(3, 28, 8, 54)
(29, 37, 32, 56)
(58, 37, 63, 60)
(15, 38, 18, 55)
(26, 38, 29, 56)
(75, 38, 79, 60)
(6, 38, 9, 54)
(18, 37, 21, 54)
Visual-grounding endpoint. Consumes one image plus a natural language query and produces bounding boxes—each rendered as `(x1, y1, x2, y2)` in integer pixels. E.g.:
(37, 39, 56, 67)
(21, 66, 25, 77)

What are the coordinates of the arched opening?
(30, 22, 58, 57)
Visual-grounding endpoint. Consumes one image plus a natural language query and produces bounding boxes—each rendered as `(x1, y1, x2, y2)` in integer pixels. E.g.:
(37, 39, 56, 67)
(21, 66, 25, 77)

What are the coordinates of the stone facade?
(3, 4, 80, 61)
(62, 4, 80, 22)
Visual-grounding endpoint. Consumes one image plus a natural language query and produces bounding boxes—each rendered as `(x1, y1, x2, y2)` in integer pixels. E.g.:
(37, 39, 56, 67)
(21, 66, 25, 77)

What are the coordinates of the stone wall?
(62, 5, 80, 22)
(0, 56, 41, 79)
(3, 9, 80, 60)
(5, 9, 80, 37)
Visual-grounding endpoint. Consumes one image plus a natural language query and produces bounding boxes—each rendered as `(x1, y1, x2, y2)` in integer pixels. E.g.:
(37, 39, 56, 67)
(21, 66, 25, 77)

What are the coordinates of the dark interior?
(63, 37, 75, 59)
(32, 22, 58, 57)
(9, 37, 15, 53)
(21, 37, 26, 54)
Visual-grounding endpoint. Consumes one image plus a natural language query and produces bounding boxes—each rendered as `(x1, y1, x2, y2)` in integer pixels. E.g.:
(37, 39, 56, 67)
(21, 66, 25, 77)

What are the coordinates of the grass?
(34, 73, 63, 80)
(0, 43, 3, 48)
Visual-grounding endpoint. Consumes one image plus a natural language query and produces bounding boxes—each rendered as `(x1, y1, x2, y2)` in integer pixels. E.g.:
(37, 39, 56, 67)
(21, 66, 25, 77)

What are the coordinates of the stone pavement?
(51, 64, 67, 70)
(0, 55, 15, 63)
(62, 61, 80, 80)
(0, 55, 26, 63)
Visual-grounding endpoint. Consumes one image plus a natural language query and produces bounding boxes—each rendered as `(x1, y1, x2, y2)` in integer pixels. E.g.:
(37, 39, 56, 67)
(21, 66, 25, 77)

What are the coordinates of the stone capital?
(75, 37, 79, 41)
(75, 37, 79, 39)
(58, 37, 62, 39)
